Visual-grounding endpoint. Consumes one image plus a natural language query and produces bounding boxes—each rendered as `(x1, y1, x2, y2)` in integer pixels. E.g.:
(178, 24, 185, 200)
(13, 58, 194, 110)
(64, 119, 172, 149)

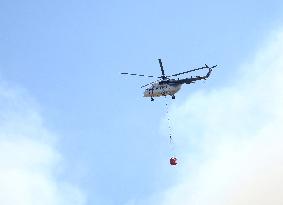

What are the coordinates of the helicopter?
(121, 59, 217, 101)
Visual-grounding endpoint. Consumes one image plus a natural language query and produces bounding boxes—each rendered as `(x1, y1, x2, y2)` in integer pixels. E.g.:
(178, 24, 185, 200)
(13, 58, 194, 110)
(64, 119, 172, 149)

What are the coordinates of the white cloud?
(153, 29, 283, 205)
(0, 82, 85, 205)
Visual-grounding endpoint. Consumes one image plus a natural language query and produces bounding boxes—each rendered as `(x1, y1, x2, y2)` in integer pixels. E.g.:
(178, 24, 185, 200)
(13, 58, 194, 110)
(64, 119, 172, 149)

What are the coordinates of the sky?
(1, 0, 283, 205)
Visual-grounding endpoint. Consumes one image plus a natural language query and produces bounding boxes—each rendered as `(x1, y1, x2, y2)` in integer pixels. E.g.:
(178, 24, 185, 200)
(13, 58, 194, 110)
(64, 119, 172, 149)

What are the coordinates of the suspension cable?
(165, 97, 175, 154)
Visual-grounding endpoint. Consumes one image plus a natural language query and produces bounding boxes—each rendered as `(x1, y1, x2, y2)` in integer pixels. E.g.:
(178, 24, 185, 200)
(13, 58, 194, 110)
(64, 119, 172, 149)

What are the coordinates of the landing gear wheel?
(172, 95, 175, 99)
(151, 97, 154, 101)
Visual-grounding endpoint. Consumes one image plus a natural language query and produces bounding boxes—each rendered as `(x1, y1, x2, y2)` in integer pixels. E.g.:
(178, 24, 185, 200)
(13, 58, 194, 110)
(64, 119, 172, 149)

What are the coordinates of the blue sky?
(1, 0, 283, 205)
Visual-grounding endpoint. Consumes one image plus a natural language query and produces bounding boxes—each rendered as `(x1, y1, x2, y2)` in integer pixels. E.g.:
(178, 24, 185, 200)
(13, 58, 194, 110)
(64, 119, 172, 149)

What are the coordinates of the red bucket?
(170, 157, 177, 165)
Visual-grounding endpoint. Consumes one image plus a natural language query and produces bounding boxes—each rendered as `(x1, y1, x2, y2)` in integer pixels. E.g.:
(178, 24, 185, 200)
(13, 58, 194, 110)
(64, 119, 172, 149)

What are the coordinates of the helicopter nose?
(143, 89, 150, 97)
(143, 90, 147, 97)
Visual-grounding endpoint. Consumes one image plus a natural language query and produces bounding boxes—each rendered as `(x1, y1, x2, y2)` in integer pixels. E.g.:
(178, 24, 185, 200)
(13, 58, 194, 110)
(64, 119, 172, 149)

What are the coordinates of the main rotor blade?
(158, 59, 165, 78)
(157, 76, 170, 79)
(170, 65, 210, 77)
(141, 80, 161, 88)
(141, 83, 153, 88)
(121, 72, 155, 78)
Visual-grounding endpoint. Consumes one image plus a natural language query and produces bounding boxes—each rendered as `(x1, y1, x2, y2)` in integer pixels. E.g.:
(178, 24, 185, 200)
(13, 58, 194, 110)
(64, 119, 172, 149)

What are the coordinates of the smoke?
(151, 29, 283, 205)
(0, 82, 85, 205)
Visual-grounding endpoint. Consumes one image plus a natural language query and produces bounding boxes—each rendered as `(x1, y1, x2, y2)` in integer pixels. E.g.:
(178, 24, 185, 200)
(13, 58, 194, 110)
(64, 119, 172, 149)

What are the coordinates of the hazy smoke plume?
(155, 29, 283, 205)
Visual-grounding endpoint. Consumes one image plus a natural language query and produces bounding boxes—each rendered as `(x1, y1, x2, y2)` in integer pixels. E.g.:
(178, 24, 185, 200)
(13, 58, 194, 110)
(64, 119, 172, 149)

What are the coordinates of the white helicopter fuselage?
(144, 83, 182, 98)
